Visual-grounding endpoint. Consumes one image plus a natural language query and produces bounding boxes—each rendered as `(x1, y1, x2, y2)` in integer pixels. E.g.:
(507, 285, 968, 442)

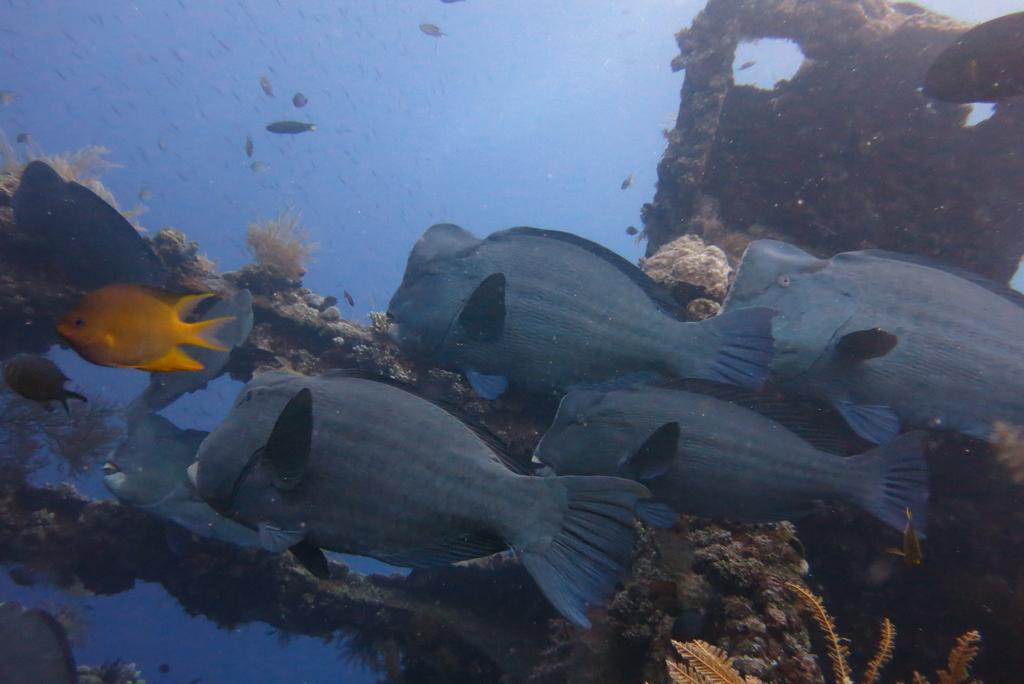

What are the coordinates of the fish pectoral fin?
(465, 370, 508, 400)
(834, 399, 901, 445)
(835, 328, 898, 361)
(143, 346, 205, 373)
(258, 523, 305, 552)
(457, 273, 506, 342)
(185, 316, 235, 352)
(261, 388, 313, 490)
(289, 541, 329, 579)
(619, 421, 679, 481)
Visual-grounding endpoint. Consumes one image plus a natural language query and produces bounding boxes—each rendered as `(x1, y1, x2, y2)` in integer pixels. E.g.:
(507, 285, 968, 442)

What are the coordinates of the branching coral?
(785, 582, 853, 684)
(665, 639, 761, 684)
(862, 618, 895, 684)
(245, 209, 317, 280)
(934, 630, 982, 684)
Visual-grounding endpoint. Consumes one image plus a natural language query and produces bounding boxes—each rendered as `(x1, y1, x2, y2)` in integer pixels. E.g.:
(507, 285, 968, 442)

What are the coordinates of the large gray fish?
(189, 370, 652, 627)
(534, 382, 928, 533)
(923, 12, 1024, 103)
(104, 414, 258, 547)
(0, 602, 76, 684)
(387, 224, 775, 399)
(721, 239, 1024, 443)
(124, 289, 253, 424)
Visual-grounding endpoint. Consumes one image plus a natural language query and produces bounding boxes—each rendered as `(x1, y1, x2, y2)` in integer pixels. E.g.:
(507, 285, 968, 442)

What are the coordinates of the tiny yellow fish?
(57, 284, 234, 373)
(887, 507, 923, 567)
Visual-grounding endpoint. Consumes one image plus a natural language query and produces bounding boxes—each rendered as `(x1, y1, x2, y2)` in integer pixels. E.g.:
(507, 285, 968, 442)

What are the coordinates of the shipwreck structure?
(0, 0, 1020, 681)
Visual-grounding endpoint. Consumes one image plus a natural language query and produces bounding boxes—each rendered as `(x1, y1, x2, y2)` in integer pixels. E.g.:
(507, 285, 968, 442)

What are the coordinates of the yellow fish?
(887, 507, 923, 567)
(57, 284, 234, 372)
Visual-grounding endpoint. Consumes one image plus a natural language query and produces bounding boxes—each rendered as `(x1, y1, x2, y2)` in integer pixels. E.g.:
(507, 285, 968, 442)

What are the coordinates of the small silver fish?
(621, 173, 634, 190)
(292, 92, 308, 108)
(419, 23, 445, 37)
(245, 136, 254, 158)
(738, 60, 756, 71)
(259, 75, 274, 97)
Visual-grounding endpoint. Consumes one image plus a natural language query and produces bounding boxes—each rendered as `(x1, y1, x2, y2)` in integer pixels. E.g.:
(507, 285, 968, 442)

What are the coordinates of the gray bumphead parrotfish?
(2, 354, 86, 413)
(0, 602, 77, 684)
(923, 11, 1024, 103)
(124, 289, 254, 423)
(104, 414, 258, 547)
(534, 382, 929, 534)
(721, 239, 1024, 444)
(189, 370, 654, 627)
(387, 224, 776, 399)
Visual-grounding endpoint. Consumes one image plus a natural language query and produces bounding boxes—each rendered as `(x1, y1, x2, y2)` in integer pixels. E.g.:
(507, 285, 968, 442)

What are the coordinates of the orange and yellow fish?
(887, 507, 923, 567)
(57, 284, 235, 373)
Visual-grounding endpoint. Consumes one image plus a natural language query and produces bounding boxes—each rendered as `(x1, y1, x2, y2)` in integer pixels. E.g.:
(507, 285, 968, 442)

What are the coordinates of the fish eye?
(776, 274, 791, 288)
(73, 318, 85, 327)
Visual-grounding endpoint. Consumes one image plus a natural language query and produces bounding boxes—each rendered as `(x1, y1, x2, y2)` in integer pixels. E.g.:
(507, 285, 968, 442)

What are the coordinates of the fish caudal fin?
(184, 315, 235, 352)
(516, 475, 649, 628)
(849, 430, 929, 536)
(693, 307, 776, 389)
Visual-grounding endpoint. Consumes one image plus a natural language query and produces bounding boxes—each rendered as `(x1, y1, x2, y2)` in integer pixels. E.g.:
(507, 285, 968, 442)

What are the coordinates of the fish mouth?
(102, 461, 121, 475)
(186, 462, 200, 489)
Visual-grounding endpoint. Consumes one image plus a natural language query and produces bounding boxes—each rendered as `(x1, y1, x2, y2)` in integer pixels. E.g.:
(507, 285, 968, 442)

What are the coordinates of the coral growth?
(640, 233, 733, 317)
(245, 210, 317, 281)
(666, 639, 761, 683)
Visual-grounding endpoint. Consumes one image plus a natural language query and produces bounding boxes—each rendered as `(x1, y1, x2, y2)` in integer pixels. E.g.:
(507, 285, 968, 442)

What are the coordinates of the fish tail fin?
(173, 292, 218, 319)
(185, 316, 235, 352)
(687, 307, 776, 389)
(848, 430, 929, 536)
(515, 475, 649, 628)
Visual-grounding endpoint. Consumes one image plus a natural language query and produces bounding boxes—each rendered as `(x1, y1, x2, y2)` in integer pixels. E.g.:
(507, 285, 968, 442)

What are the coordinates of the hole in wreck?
(732, 38, 806, 90)
(963, 102, 996, 127)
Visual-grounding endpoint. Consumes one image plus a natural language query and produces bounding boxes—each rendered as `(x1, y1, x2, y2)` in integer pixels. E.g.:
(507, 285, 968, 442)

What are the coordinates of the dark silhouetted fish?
(15, 132, 30, 144)
(124, 290, 253, 422)
(923, 12, 1024, 103)
(190, 371, 652, 627)
(343, 290, 355, 307)
(387, 224, 775, 399)
(104, 414, 259, 546)
(534, 382, 928, 534)
(419, 23, 445, 37)
(738, 60, 756, 71)
(245, 135, 253, 158)
(722, 239, 1024, 443)
(12, 161, 167, 289)
(292, 92, 308, 108)
(2, 354, 86, 413)
(621, 173, 634, 190)
(0, 602, 77, 684)
(625, 225, 638, 236)
(266, 120, 316, 134)
(259, 74, 274, 96)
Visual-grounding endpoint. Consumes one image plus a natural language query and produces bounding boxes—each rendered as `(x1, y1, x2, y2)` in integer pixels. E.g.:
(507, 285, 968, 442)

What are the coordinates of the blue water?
(0, 0, 1017, 681)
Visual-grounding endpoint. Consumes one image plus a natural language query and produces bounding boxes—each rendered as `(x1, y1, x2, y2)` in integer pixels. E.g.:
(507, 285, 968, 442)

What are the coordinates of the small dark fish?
(620, 173, 634, 190)
(625, 225, 638, 236)
(2, 354, 87, 413)
(250, 161, 270, 173)
(0, 90, 16, 106)
(15, 132, 31, 144)
(191, 371, 653, 627)
(887, 507, 923, 566)
(343, 290, 355, 307)
(441, 0, 465, 3)
(723, 239, 1024, 443)
(419, 23, 445, 37)
(245, 135, 253, 158)
(387, 224, 775, 399)
(923, 12, 1024, 103)
(266, 120, 317, 134)
(292, 92, 308, 108)
(259, 75, 274, 97)
(738, 60, 756, 71)
(159, 663, 171, 673)
(535, 382, 928, 534)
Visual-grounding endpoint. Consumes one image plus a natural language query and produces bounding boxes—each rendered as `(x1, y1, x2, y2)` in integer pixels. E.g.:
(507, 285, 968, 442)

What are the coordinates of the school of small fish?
(2, 9, 1021, 639)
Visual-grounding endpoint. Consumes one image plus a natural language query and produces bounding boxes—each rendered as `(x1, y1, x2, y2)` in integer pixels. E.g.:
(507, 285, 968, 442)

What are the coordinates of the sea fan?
(861, 618, 895, 684)
(785, 582, 853, 684)
(246, 209, 317, 280)
(936, 630, 981, 684)
(665, 640, 761, 684)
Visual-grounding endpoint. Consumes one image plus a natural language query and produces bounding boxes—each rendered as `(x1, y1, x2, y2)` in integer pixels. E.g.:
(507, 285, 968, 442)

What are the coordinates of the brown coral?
(245, 210, 317, 281)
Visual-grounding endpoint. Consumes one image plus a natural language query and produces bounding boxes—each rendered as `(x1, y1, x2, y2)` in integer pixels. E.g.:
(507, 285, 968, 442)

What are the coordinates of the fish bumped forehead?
(726, 240, 827, 304)
(402, 223, 482, 284)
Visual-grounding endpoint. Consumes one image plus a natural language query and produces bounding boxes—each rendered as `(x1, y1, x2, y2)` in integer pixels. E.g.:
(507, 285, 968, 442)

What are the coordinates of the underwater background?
(1, 0, 1022, 682)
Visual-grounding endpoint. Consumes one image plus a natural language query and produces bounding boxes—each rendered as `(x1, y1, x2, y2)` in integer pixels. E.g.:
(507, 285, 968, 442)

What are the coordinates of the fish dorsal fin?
(851, 250, 1024, 308)
(835, 328, 899, 361)
(649, 378, 872, 455)
(491, 227, 685, 316)
(318, 368, 530, 474)
(262, 388, 313, 490)
(457, 273, 506, 342)
(619, 421, 679, 481)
